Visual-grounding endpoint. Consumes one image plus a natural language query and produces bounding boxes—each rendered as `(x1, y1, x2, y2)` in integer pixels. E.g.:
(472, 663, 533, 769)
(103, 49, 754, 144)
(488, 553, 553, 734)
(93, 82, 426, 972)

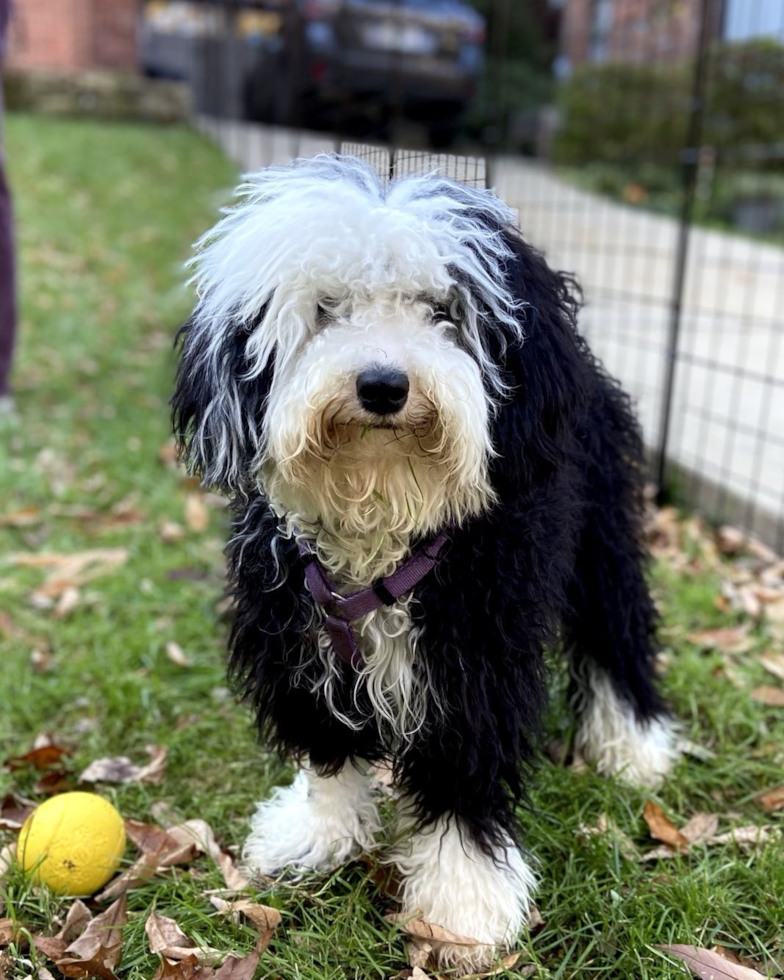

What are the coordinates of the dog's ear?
(172, 312, 272, 494)
(485, 228, 591, 491)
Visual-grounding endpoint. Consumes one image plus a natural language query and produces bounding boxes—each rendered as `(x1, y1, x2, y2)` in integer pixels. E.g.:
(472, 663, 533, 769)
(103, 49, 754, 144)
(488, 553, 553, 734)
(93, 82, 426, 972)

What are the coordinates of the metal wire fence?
(9, 0, 784, 547)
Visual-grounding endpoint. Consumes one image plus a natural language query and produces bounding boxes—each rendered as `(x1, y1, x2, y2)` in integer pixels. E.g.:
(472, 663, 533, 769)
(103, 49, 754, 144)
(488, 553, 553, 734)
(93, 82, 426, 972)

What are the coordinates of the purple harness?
(296, 531, 449, 669)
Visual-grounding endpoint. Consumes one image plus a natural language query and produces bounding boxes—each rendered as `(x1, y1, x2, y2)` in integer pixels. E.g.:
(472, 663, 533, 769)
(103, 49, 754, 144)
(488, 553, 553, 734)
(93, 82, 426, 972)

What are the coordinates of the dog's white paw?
(242, 766, 380, 877)
(576, 673, 678, 788)
(390, 813, 536, 976)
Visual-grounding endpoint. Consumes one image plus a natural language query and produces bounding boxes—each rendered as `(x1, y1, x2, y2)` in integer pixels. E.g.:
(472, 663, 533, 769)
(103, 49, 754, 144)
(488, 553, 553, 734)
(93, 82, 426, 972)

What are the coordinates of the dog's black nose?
(356, 367, 409, 416)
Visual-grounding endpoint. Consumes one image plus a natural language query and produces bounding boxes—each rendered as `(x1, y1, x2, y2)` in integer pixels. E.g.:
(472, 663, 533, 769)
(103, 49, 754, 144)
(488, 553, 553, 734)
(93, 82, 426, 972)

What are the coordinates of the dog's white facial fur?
(187, 156, 524, 579)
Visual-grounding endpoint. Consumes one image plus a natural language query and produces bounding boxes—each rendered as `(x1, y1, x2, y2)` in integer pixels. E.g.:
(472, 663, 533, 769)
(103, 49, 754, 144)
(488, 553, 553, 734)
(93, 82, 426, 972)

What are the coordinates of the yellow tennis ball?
(18, 792, 126, 896)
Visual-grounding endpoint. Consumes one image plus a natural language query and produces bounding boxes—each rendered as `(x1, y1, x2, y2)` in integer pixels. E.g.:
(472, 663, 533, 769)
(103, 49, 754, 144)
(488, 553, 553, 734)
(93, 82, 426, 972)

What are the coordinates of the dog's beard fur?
(260, 313, 496, 584)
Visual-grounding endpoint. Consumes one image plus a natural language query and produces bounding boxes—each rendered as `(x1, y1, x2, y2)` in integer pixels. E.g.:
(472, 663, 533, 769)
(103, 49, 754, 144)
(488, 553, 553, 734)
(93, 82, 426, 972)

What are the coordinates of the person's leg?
(0, 86, 17, 403)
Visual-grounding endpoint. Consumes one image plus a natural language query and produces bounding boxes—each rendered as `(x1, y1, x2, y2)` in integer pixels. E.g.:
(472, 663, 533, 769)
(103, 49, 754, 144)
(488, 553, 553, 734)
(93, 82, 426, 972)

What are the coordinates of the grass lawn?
(1, 113, 783, 980)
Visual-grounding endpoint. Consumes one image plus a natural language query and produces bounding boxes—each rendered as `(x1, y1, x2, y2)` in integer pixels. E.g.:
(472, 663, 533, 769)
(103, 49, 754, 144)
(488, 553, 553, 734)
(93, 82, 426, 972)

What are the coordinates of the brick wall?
(560, 0, 722, 68)
(7, 0, 139, 72)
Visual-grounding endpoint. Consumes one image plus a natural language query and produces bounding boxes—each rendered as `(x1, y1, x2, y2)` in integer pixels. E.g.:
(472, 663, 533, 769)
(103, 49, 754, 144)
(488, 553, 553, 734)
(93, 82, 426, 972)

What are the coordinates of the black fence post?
(655, 0, 717, 502)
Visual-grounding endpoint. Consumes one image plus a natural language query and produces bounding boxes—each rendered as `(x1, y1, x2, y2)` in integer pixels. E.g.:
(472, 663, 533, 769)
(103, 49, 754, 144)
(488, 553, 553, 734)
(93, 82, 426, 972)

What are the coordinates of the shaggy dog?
(173, 155, 676, 974)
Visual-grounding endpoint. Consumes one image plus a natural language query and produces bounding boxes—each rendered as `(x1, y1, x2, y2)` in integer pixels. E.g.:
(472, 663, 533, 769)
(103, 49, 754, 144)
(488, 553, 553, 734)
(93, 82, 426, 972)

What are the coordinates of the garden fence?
(145, 0, 784, 548)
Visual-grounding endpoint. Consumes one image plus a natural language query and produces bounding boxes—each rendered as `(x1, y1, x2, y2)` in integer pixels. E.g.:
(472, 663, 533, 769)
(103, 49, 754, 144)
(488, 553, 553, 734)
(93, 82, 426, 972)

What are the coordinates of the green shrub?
(554, 39, 784, 172)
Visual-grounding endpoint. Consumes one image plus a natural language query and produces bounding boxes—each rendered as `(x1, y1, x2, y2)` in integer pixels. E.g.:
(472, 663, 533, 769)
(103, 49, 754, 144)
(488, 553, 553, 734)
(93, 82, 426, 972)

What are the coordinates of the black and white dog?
(173, 155, 676, 974)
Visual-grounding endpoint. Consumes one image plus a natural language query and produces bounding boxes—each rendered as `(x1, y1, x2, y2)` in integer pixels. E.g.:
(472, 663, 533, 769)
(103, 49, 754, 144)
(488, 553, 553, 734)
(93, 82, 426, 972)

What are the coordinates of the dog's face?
(174, 157, 532, 538)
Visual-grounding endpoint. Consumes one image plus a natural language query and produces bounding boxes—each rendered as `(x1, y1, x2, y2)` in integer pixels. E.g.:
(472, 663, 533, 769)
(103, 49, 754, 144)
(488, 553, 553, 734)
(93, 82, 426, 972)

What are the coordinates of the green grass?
(1, 113, 783, 980)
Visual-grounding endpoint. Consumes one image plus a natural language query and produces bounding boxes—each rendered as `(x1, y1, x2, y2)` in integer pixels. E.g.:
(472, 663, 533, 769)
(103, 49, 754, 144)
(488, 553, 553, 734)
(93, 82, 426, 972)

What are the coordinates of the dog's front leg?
(242, 762, 380, 877)
(389, 805, 535, 975)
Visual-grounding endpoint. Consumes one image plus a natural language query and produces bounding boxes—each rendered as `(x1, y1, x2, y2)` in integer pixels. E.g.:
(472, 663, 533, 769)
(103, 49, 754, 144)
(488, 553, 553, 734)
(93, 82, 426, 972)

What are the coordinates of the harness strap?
(296, 530, 449, 668)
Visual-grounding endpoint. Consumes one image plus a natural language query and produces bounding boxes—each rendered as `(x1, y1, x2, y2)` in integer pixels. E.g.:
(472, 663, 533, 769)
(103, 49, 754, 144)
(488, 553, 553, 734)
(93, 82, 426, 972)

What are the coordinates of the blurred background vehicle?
(140, 0, 486, 144)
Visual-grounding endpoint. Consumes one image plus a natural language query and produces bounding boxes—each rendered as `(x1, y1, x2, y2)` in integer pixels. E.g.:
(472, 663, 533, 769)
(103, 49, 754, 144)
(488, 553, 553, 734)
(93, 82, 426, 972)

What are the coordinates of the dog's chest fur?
(293, 523, 433, 740)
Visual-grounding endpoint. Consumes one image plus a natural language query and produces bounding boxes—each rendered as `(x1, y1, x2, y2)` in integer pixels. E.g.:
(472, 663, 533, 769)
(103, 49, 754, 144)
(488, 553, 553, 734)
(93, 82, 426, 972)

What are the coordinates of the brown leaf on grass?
(759, 652, 784, 682)
(658, 944, 775, 980)
(185, 495, 209, 533)
(54, 586, 81, 619)
(686, 626, 755, 655)
(146, 912, 198, 959)
(679, 813, 720, 845)
(124, 820, 195, 861)
(756, 786, 784, 812)
(151, 955, 215, 980)
(0, 611, 23, 639)
(80, 745, 167, 786)
(9, 549, 128, 599)
(30, 647, 55, 672)
(709, 825, 780, 848)
(57, 901, 92, 943)
(0, 506, 42, 527)
(712, 947, 769, 976)
(212, 939, 268, 980)
(4, 743, 71, 771)
(386, 912, 482, 947)
(0, 792, 35, 830)
(406, 939, 432, 970)
(159, 521, 186, 544)
(217, 851, 250, 892)
(716, 526, 747, 556)
(34, 769, 75, 795)
(35, 896, 127, 980)
(165, 642, 192, 668)
(0, 844, 16, 880)
(750, 686, 784, 707)
(158, 441, 180, 469)
(643, 802, 688, 851)
(0, 919, 15, 945)
(210, 898, 280, 947)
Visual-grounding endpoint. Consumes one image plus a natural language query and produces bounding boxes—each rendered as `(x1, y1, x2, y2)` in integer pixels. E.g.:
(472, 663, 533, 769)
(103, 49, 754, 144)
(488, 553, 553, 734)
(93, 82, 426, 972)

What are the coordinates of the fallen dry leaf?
(8, 548, 128, 600)
(712, 947, 769, 975)
(759, 652, 784, 682)
(57, 901, 93, 943)
(54, 586, 81, 619)
(4, 743, 72, 771)
(0, 506, 42, 527)
(80, 745, 167, 786)
(165, 642, 192, 668)
(210, 898, 280, 947)
(386, 912, 482, 947)
(34, 895, 127, 980)
(159, 521, 186, 543)
(750, 686, 784, 707)
(686, 627, 755, 655)
(679, 813, 719, 845)
(0, 844, 16, 880)
(709, 825, 780, 848)
(0, 792, 35, 830)
(659, 944, 775, 980)
(643, 801, 688, 851)
(0, 919, 15, 945)
(185, 495, 209, 533)
(146, 912, 198, 960)
(756, 786, 784, 812)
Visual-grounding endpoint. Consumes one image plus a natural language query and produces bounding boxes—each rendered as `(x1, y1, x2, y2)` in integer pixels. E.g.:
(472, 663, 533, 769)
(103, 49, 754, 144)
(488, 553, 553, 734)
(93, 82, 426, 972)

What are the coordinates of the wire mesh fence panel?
(9, 0, 783, 545)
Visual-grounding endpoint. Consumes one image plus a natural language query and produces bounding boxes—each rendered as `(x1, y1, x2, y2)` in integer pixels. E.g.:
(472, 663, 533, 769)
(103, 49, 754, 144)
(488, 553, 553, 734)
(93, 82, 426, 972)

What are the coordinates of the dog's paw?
(578, 705, 679, 789)
(391, 814, 536, 976)
(242, 767, 379, 877)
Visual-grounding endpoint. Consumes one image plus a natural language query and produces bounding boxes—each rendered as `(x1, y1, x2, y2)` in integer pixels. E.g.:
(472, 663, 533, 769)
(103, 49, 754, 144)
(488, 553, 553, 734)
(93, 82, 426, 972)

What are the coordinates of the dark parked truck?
(141, 0, 485, 144)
